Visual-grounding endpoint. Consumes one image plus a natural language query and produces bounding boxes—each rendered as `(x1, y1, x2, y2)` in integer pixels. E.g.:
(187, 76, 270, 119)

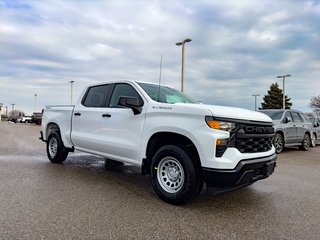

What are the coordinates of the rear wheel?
(311, 133, 316, 147)
(273, 133, 284, 154)
(46, 132, 68, 163)
(300, 133, 310, 151)
(150, 145, 202, 205)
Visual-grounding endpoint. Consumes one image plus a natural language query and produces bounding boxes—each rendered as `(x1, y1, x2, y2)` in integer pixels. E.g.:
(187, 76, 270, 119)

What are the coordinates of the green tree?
(260, 83, 292, 109)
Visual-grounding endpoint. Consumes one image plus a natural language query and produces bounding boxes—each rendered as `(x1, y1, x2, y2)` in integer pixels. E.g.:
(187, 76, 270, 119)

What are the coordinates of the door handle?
(102, 113, 111, 118)
(74, 112, 81, 116)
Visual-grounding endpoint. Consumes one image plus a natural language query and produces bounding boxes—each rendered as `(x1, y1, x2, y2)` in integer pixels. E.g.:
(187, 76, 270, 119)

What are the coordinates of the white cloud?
(0, 0, 319, 115)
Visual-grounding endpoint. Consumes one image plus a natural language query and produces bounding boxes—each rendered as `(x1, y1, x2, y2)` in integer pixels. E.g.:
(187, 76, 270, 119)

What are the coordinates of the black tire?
(46, 132, 68, 163)
(300, 133, 310, 151)
(273, 133, 284, 154)
(150, 145, 202, 205)
(311, 133, 316, 148)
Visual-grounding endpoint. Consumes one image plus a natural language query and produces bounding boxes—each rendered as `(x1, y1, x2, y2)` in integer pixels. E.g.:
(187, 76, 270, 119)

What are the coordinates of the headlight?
(205, 116, 235, 132)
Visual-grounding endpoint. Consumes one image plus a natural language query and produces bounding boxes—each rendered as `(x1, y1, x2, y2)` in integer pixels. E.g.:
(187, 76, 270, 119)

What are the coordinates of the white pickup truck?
(40, 80, 276, 204)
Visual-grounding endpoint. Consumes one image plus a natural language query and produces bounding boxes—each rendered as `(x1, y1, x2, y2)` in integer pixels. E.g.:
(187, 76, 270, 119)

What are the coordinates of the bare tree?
(310, 95, 320, 115)
(310, 95, 320, 108)
(8, 109, 25, 123)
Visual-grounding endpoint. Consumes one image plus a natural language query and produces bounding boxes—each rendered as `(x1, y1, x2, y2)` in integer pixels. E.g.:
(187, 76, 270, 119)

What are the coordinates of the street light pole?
(252, 94, 260, 111)
(70, 81, 74, 105)
(277, 74, 291, 110)
(11, 103, 15, 111)
(176, 38, 192, 92)
(0, 103, 3, 122)
(34, 94, 37, 112)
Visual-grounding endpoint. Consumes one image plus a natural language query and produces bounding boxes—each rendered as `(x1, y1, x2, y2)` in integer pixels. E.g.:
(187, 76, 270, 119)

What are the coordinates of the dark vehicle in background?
(259, 109, 313, 154)
(8, 116, 19, 123)
(31, 112, 42, 125)
(307, 114, 320, 147)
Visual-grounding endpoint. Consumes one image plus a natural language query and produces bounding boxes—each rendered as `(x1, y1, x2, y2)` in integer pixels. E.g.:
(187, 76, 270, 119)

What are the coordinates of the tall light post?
(252, 94, 260, 111)
(277, 74, 291, 110)
(34, 94, 37, 112)
(70, 81, 74, 105)
(11, 103, 15, 111)
(0, 103, 3, 122)
(5, 106, 8, 117)
(176, 38, 192, 92)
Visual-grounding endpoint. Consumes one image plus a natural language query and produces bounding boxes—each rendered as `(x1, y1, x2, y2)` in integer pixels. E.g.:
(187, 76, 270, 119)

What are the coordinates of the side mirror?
(118, 96, 143, 115)
(284, 116, 292, 123)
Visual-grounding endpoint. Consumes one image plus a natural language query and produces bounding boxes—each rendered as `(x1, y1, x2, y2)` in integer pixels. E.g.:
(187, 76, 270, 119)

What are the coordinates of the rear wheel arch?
(46, 122, 61, 137)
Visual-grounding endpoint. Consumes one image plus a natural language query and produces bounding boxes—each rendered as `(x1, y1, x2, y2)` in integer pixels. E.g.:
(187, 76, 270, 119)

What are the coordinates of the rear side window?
(109, 83, 142, 107)
(291, 112, 302, 123)
(82, 84, 110, 107)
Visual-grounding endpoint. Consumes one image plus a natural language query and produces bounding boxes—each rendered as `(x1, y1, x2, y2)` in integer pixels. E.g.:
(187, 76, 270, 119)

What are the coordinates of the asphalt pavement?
(0, 122, 320, 240)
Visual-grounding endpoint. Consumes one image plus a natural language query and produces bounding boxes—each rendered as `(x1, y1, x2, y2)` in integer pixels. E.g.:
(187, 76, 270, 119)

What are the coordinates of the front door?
(97, 83, 146, 164)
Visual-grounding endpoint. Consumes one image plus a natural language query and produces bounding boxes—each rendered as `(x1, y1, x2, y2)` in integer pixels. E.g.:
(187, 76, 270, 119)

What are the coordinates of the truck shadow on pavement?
(58, 153, 274, 211)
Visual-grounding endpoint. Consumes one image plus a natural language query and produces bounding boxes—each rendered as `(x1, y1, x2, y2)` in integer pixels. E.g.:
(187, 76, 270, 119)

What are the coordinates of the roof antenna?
(157, 54, 163, 102)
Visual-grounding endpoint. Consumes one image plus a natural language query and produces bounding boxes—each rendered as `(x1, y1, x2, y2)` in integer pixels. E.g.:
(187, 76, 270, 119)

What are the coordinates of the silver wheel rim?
(304, 135, 310, 149)
(157, 157, 185, 193)
(274, 135, 283, 152)
(48, 137, 58, 158)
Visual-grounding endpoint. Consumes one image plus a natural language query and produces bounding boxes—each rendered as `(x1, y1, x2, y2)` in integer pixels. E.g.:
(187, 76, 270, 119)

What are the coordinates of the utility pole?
(252, 94, 260, 111)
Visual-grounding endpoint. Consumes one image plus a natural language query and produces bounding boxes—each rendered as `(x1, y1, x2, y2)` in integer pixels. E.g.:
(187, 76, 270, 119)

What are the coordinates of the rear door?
(291, 111, 304, 143)
(282, 111, 296, 144)
(71, 84, 112, 152)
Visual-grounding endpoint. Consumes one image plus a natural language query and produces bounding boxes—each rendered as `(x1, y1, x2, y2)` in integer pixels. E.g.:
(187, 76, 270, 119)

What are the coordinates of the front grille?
(215, 122, 274, 157)
(233, 123, 274, 153)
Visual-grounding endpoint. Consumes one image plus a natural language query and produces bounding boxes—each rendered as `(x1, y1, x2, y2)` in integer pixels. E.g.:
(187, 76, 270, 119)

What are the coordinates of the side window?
(82, 84, 110, 107)
(109, 84, 142, 107)
(291, 112, 302, 123)
(284, 111, 292, 122)
(298, 113, 307, 122)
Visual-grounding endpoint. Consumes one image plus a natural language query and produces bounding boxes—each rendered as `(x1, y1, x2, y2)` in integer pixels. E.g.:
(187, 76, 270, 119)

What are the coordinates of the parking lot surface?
(0, 122, 320, 239)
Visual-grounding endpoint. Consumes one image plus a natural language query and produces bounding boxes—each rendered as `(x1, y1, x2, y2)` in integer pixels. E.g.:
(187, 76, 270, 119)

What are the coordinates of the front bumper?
(202, 154, 277, 188)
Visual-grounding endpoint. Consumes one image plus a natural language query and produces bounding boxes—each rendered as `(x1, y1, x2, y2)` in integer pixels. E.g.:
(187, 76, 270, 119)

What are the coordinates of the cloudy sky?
(0, 0, 319, 115)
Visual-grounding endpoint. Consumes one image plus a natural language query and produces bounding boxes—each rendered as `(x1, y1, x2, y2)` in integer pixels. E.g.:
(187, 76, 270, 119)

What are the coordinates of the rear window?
(291, 112, 303, 122)
(82, 84, 111, 107)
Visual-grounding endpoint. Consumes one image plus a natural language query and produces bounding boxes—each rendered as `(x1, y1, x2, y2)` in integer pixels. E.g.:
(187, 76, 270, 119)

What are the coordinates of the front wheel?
(150, 145, 202, 205)
(273, 133, 284, 154)
(300, 133, 310, 151)
(46, 132, 68, 163)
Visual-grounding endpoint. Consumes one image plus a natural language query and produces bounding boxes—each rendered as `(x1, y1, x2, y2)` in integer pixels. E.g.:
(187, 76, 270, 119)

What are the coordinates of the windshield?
(260, 110, 284, 120)
(138, 82, 196, 104)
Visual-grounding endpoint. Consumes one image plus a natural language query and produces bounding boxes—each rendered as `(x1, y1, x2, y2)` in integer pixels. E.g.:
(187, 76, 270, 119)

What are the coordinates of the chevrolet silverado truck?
(40, 80, 276, 204)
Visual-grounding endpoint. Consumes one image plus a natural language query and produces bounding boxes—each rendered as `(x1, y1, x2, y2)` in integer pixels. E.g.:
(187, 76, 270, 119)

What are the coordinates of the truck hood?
(175, 103, 272, 123)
